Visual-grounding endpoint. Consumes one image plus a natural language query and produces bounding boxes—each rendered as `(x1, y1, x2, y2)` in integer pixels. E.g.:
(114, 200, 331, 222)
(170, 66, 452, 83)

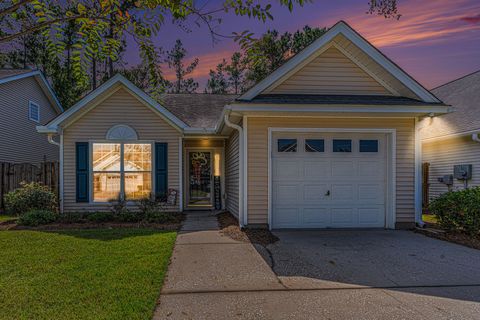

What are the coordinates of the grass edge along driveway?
(0, 229, 176, 320)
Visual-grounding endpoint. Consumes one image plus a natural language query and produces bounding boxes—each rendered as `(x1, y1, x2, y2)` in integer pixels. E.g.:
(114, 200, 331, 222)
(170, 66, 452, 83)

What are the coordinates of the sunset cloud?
(461, 14, 480, 24)
(339, 0, 480, 48)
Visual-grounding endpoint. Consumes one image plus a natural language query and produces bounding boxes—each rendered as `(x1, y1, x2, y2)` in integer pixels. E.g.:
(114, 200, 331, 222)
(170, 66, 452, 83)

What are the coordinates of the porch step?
(181, 211, 219, 232)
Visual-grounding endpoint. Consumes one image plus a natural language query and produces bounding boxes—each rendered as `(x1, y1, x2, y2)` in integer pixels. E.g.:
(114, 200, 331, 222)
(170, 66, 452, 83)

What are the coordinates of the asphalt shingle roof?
(422, 70, 480, 140)
(238, 94, 444, 106)
(159, 93, 237, 128)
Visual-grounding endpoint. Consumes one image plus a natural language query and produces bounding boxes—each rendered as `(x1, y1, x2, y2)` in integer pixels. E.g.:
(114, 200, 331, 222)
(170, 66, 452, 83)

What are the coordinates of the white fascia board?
(239, 21, 440, 103)
(0, 70, 64, 113)
(183, 127, 217, 134)
(44, 74, 188, 131)
(226, 103, 450, 115)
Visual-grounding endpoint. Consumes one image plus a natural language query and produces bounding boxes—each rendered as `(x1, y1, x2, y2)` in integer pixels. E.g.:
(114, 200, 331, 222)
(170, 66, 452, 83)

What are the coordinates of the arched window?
(106, 124, 138, 140)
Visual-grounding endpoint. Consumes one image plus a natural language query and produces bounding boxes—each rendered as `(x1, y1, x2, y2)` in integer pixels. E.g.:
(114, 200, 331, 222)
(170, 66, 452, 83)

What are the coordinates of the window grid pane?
(278, 139, 297, 152)
(333, 139, 352, 152)
(125, 172, 152, 200)
(124, 144, 151, 171)
(360, 140, 379, 152)
(93, 173, 121, 202)
(93, 143, 121, 171)
(305, 139, 324, 152)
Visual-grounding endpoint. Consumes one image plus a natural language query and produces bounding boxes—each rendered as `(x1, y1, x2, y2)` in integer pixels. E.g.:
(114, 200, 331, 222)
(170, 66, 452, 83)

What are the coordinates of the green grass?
(422, 214, 438, 224)
(0, 215, 15, 223)
(0, 229, 176, 320)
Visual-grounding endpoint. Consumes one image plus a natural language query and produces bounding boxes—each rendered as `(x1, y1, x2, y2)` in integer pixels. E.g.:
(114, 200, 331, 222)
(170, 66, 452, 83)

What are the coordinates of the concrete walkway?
(154, 215, 480, 320)
(153, 212, 284, 319)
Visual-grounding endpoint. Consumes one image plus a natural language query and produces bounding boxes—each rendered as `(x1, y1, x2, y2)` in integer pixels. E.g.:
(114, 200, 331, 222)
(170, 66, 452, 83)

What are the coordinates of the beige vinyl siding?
(0, 77, 59, 163)
(331, 34, 420, 100)
(62, 87, 181, 212)
(267, 47, 390, 96)
(225, 129, 240, 217)
(246, 117, 415, 225)
(423, 137, 480, 199)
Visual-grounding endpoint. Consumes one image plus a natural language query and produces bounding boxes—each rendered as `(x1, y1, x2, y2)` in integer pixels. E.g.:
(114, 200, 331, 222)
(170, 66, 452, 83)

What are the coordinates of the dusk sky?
(124, 0, 480, 90)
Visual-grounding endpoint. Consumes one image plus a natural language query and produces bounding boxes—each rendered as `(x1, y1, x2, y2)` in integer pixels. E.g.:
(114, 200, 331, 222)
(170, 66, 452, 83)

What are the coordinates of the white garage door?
(272, 132, 387, 229)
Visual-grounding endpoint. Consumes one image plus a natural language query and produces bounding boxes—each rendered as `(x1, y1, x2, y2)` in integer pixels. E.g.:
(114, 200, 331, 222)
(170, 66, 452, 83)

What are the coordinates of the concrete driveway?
(155, 218, 480, 319)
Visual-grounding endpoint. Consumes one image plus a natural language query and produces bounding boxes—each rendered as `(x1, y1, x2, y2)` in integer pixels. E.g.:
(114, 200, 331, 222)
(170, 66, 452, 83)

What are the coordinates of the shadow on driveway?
(257, 230, 480, 303)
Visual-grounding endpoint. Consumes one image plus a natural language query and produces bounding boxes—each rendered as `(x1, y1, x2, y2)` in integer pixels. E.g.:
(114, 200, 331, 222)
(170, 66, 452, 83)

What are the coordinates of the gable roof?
(422, 70, 480, 140)
(39, 74, 189, 133)
(0, 69, 63, 113)
(160, 93, 237, 128)
(238, 21, 440, 103)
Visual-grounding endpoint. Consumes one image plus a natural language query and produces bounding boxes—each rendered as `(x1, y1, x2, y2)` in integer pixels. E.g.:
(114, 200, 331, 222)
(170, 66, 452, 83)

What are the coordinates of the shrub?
(87, 212, 115, 223)
(116, 210, 142, 223)
(136, 195, 159, 215)
(145, 211, 180, 224)
(18, 209, 58, 226)
(4, 182, 57, 216)
(429, 187, 480, 236)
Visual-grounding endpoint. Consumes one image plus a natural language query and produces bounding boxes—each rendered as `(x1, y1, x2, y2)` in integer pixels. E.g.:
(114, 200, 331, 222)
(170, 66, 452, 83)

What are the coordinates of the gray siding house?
(0, 69, 63, 163)
(422, 70, 480, 199)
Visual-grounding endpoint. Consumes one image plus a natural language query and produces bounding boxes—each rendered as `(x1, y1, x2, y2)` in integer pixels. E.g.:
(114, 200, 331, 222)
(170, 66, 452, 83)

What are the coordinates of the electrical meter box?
(453, 164, 472, 180)
(438, 174, 453, 185)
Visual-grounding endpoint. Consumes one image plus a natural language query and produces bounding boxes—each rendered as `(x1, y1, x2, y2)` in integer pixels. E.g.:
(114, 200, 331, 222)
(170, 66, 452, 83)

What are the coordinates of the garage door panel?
(358, 160, 383, 177)
(331, 184, 354, 201)
(358, 184, 384, 202)
(274, 159, 302, 180)
(304, 160, 329, 180)
(331, 161, 356, 177)
(303, 184, 329, 201)
(302, 208, 330, 224)
(273, 208, 299, 226)
(331, 208, 356, 224)
(358, 207, 384, 225)
(274, 184, 299, 205)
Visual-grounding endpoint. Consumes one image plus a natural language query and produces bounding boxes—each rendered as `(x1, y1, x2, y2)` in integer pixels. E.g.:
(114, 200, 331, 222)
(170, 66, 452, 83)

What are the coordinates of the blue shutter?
(155, 143, 168, 197)
(76, 142, 89, 202)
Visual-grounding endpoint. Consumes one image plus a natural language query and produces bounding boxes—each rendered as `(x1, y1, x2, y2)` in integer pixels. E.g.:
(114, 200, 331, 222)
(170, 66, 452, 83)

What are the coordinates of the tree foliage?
(164, 39, 199, 93)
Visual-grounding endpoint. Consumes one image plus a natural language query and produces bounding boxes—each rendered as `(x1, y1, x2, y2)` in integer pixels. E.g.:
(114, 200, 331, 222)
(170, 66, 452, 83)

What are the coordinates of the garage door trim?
(267, 127, 397, 230)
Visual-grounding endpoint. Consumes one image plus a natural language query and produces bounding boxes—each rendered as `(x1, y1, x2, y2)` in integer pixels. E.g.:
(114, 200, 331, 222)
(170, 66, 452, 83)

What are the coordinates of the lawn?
(0, 229, 176, 320)
(0, 215, 15, 223)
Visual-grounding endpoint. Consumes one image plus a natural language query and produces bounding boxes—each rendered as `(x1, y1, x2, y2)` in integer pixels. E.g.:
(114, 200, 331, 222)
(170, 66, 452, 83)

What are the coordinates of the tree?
(119, 60, 166, 98)
(165, 40, 199, 93)
(205, 60, 228, 94)
(240, 25, 327, 84)
(225, 52, 247, 94)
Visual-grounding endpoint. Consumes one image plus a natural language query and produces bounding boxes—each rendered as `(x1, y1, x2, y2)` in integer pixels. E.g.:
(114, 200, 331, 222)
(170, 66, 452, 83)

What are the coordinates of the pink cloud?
(461, 14, 480, 24)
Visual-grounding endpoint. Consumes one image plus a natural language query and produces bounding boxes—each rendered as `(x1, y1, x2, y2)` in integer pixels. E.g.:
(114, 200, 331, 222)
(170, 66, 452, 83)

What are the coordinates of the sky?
(124, 0, 480, 90)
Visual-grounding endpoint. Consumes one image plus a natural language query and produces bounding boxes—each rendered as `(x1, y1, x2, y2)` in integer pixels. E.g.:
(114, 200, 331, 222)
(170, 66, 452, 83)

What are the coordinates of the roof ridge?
(432, 69, 480, 91)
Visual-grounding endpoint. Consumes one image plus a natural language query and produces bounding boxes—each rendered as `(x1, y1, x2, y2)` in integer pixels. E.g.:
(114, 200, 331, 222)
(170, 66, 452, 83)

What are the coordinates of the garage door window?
(305, 139, 324, 152)
(278, 139, 297, 152)
(360, 140, 378, 152)
(333, 139, 352, 152)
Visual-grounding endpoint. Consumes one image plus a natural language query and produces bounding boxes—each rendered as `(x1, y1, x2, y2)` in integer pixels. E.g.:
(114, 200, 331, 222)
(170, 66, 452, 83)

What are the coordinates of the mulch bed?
(0, 214, 184, 231)
(415, 227, 480, 250)
(217, 212, 278, 246)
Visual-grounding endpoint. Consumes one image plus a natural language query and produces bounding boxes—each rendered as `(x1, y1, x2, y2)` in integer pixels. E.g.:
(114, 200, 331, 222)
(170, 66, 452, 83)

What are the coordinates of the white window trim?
(267, 128, 397, 230)
(88, 140, 154, 204)
(29, 101, 40, 123)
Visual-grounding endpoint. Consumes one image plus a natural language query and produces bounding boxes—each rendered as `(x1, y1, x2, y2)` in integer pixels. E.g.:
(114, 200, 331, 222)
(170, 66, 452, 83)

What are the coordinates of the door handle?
(325, 190, 330, 196)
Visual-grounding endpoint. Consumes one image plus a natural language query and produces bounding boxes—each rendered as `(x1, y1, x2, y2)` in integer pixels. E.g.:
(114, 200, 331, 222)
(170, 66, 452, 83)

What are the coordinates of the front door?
(187, 151, 212, 207)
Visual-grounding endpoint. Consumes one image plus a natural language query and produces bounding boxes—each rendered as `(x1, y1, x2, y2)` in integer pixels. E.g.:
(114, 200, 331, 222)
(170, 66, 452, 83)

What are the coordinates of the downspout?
(223, 112, 245, 228)
(415, 115, 434, 228)
(47, 133, 63, 214)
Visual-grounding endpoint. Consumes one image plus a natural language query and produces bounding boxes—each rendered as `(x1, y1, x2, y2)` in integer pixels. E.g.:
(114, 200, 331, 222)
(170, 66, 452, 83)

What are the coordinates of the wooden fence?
(0, 161, 59, 211)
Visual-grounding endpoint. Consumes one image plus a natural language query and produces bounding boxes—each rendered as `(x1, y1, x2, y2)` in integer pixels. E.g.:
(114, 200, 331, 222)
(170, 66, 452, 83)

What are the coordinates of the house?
(37, 21, 449, 229)
(421, 70, 480, 201)
(0, 69, 63, 163)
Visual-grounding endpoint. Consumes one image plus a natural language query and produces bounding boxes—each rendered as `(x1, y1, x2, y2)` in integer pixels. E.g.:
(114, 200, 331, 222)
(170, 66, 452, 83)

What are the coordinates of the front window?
(92, 143, 152, 202)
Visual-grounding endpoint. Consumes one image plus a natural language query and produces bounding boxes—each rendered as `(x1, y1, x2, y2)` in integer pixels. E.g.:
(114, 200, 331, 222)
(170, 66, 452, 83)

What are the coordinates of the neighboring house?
(37, 21, 448, 229)
(0, 69, 63, 163)
(422, 70, 480, 200)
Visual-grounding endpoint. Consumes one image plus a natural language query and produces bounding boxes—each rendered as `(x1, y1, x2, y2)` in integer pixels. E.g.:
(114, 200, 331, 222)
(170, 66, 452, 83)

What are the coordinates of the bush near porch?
(429, 187, 480, 236)
(0, 229, 176, 320)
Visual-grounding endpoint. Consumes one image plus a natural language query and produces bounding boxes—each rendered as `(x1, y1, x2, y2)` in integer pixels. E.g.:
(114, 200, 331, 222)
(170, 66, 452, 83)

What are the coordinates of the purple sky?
(124, 0, 480, 90)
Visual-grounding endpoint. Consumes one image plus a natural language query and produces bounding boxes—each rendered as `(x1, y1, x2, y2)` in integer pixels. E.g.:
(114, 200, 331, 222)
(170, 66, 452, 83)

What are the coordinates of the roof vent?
(106, 124, 138, 140)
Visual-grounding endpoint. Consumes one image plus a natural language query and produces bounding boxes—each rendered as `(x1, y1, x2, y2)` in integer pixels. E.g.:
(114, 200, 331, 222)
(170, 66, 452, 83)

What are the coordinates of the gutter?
(46, 133, 63, 213)
(223, 112, 245, 228)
